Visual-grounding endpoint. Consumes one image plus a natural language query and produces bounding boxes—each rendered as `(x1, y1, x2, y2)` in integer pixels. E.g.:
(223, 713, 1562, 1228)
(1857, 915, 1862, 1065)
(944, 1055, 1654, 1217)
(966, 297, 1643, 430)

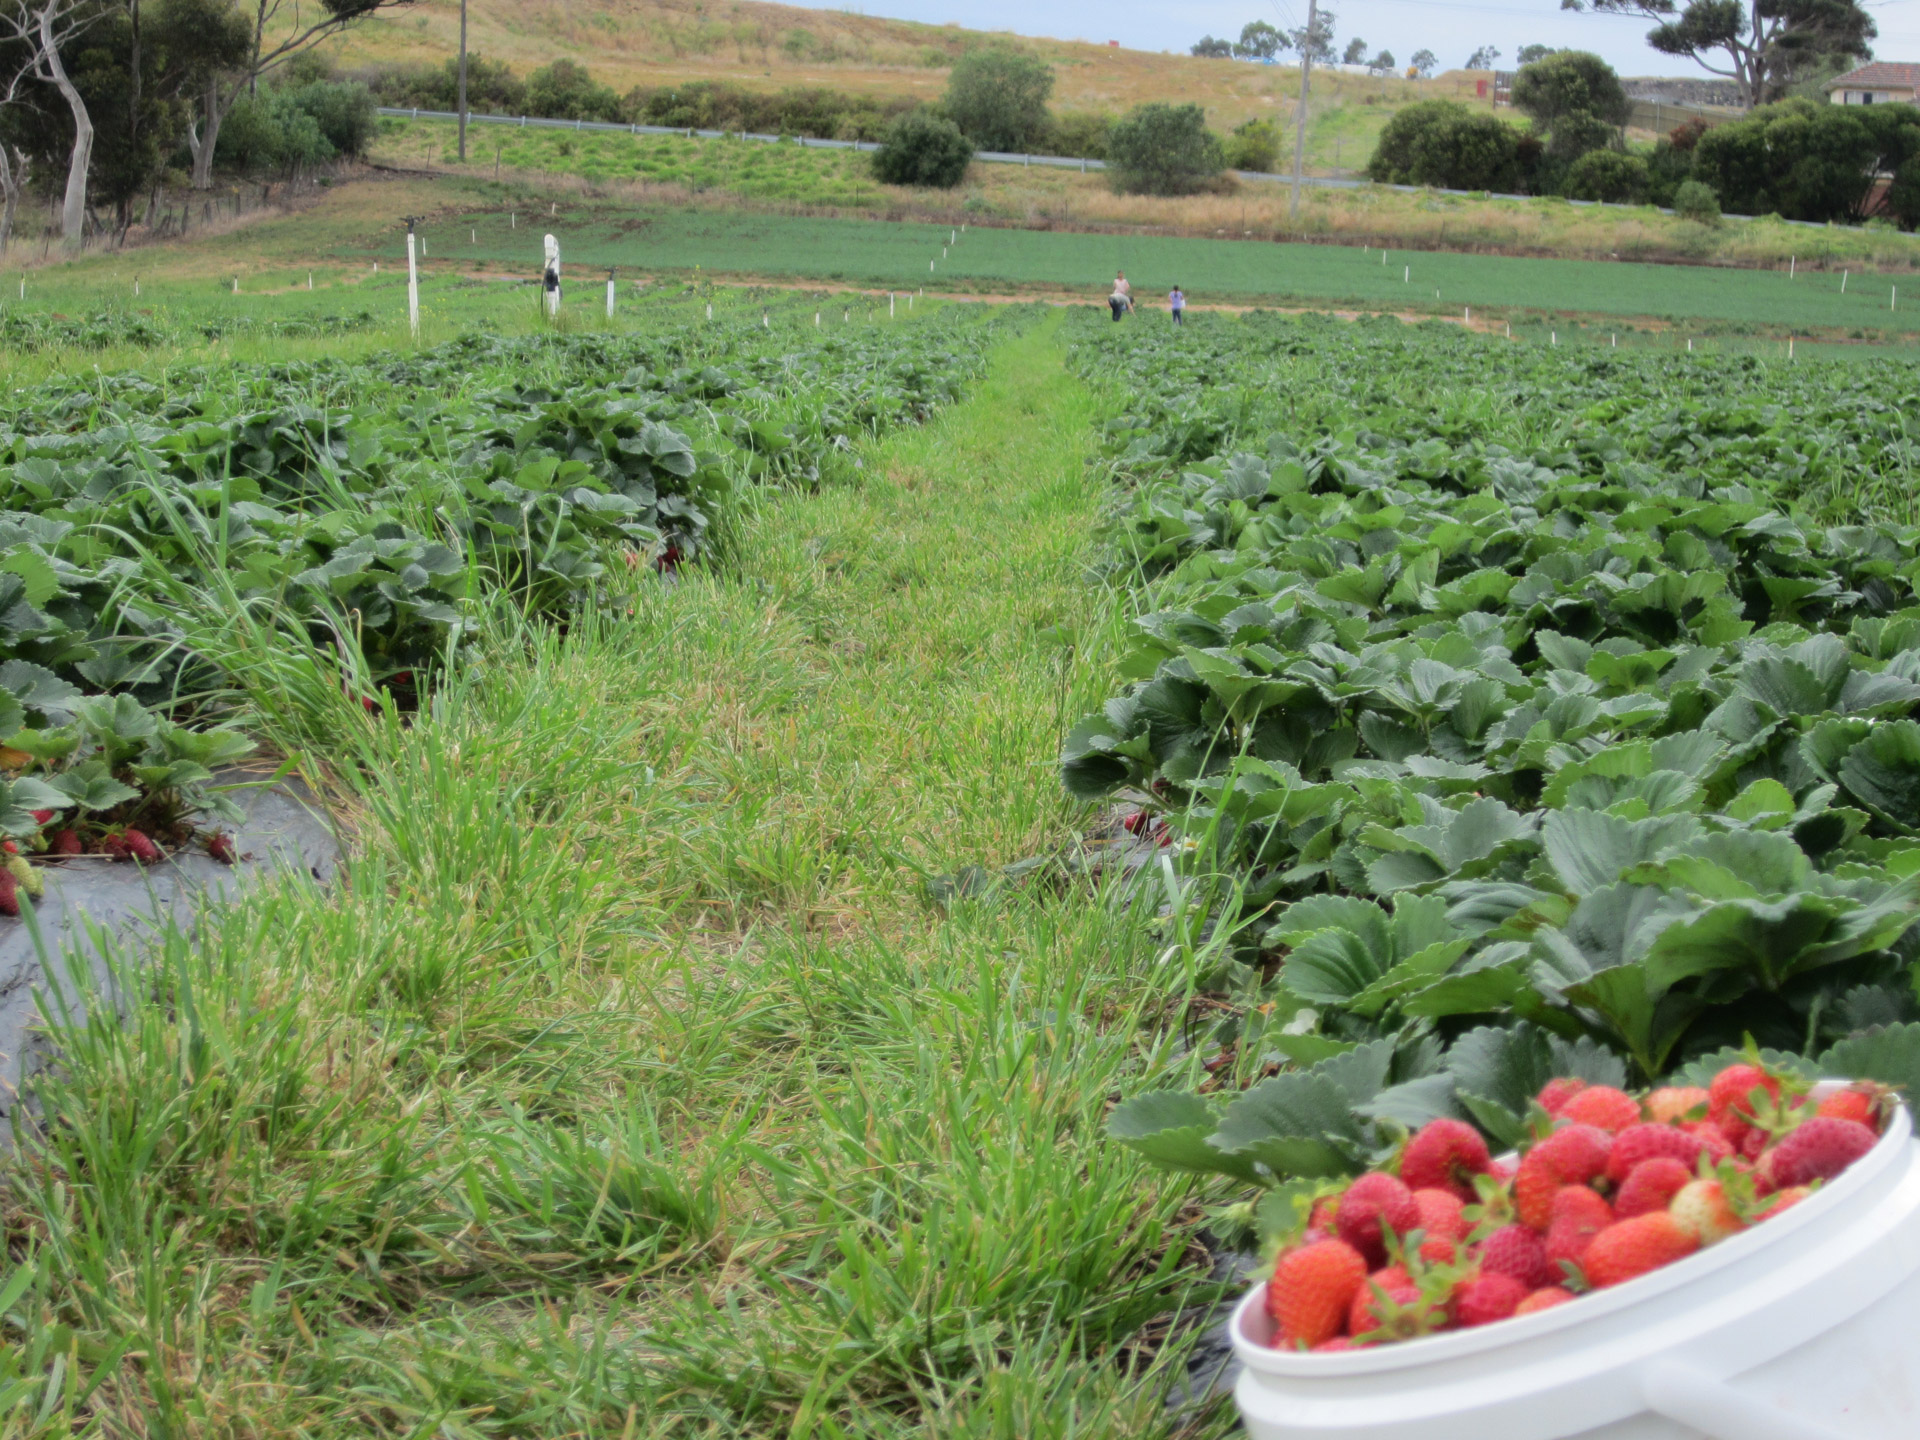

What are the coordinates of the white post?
(930, 260, 935, 272)
(815, 311, 820, 326)
(1551, 331, 1557, 346)
(472, 228, 476, 243)
(1687, 337, 1693, 352)
(407, 226, 420, 336)
(307, 272, 313, 290)
(706, 301, 713, 320)
(1611, 333, 1617, 347)
(1788, 338, 1794, 360)
(1505, 321, 1510, 337)
(607, 277, 615, 318)
(1404, 266, 1409, 282)
(421, 236, 427, 257)
(762, 312, 769, 329)
(1464, 306, 1469, 322)
(891, 292, 896, 317)
(1789, 255, 1795, 279)
(233, 277, 239, 293)
(511, 212, 516, 228)
(1841, 271, 1848, 293)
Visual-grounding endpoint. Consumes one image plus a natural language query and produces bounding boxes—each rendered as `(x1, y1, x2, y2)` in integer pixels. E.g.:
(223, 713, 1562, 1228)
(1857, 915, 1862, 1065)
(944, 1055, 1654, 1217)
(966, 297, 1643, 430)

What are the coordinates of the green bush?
(1225, 117, 1282, 173)
(944, 47, 1055, 153)
(1048, 110, 1112, 161)
(1671, 179, 1721, 226)
(1367, 100, 1522, 192)
(1104, 103, 1225, 196)
(1511, 51, 1628, 165)
(1693, 98, 1920, 223)
(523, 60, 622, 124)
(1889, 160, 1920, 232)
(872, 111, 974, 188)
(1562, 149, 1647, 203)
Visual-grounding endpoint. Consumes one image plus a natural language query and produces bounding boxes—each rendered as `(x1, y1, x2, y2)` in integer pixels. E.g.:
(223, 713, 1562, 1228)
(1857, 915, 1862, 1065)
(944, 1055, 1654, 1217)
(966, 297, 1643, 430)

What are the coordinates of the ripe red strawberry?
(1268, 1240, 1369, 1349)
(1583, 1213, 1699, 1288)
(1454, 1272, 1528, 1327)
(1514, 1286, 1575, 1316)
(1759, 1185, 1812, 1219)
(1645, 1086, 1709, 1124)
(1337, 1173, 1420, 1266)
(1765, 1117, 1876, 1188)
(1559, 1085, 1641, 1134)
(1400, 1119, 1492, 1200)
(1515, 1125, 1612, 1231)
(1536, 1077, 1588, 1116)
(1670, 1179, 1744, 1245)
(206, 832, 237, 865)
(1544, 1185, 1614, 1267)
(0, 870, 16, 917)
(1310, 1336, 1363, 1352)
(48, 829, 82, 857)
(1815, 1087, 1877, 1128)
(1709, 1062, 1781, 1147)
(1412, 1187, 1469, 1242)
(1477, 1222, 1553, 1290)
(122, 829, 162, 865)
(28, 810, 51, 827)
(1614, 1157, 1693, 1218)
(1604, 1123, 1708, 1185)
(1121, 810, 1152, 836)
(1416, 1235, 1459, 1266)
(1680, 1121, 1736, 1163)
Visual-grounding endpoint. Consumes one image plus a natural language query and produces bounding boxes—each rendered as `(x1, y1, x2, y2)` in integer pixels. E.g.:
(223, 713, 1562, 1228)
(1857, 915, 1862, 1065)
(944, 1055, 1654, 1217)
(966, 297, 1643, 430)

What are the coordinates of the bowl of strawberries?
(1229, 1061, 1920, 1440)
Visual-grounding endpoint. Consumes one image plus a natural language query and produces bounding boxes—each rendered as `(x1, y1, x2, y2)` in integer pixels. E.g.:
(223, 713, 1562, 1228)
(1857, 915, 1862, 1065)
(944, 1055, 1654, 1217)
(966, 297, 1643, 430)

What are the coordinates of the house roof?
(1825, 62, 1920, 91)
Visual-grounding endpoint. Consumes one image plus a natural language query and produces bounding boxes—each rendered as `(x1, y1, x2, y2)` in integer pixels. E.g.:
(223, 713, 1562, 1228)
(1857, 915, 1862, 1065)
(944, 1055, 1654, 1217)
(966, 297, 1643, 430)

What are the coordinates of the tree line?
(0, 0, 410, 251)
(1367, 49, 1919, 229)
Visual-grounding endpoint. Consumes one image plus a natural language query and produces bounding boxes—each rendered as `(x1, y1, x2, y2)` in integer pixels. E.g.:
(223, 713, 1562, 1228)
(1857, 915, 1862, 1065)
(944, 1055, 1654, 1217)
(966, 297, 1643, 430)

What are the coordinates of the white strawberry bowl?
(1229, 1081, 1920, 1440)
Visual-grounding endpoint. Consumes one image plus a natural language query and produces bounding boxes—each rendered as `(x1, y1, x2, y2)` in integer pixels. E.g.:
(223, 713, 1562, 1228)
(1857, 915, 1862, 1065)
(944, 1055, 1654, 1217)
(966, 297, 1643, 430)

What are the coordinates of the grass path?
(7, 313, 1228, 1438)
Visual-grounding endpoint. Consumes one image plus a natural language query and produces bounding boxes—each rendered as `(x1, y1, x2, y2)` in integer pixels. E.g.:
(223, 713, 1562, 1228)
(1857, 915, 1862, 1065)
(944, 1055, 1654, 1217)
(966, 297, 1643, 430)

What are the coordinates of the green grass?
(2, 315, 1233, 1437)
(387, 200, 1920, 337)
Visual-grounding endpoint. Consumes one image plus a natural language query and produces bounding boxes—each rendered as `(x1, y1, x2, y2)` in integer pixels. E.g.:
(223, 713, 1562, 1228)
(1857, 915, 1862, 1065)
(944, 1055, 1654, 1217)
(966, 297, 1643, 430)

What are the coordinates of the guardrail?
(376, 106, 1822, 229)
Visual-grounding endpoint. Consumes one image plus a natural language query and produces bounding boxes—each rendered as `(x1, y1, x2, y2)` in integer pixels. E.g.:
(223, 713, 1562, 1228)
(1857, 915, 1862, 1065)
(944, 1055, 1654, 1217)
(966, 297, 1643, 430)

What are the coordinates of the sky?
(806, 1, 1920, 80)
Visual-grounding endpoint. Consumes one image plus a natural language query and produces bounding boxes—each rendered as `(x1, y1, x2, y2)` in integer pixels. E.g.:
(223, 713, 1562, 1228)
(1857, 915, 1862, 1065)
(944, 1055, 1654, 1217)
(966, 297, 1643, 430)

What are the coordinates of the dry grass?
(318, 0, 1482, 138)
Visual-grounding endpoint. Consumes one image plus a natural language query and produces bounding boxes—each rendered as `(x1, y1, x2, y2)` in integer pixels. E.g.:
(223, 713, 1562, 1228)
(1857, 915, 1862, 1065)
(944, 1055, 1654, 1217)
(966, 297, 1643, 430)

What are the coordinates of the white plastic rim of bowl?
(1229, 1082, 1920, 1440)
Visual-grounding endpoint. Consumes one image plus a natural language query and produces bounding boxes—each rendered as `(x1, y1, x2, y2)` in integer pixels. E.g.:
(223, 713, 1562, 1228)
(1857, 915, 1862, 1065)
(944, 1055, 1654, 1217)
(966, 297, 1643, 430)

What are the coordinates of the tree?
(0, 1, 106, 249)
(871, 108, 971, 187)
(943, 46, 1052, 153)
(1558, 0, 1874, 108)
(1512, 49, 1629, 162)
(1104, 101, 1224, 195)
(1516, 44, 1561, 64)
(1672, 177, 1721, 222)
(1368, 98, 1523, 190)
(1342, 37, 1367, 66)
(1367, 50, 1396, 77)
(1191, 36, 1234, 59)
(187, 0, 415, 190)
(1293, 9, 1336, 64)
(1235, 20, 1284, 60)
(1411, 49, 1437, 77)
(1888, 157, 1919, 232)
(1466, 45, 1501, 69)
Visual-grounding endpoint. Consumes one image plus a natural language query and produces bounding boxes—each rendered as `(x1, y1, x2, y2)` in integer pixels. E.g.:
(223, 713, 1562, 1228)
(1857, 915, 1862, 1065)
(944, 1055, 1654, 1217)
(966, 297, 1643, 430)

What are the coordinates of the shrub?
(621, 81, 914, 143)
(1104, 102, 1225, 196)
(944, 47, 1055, 153)
(1562, 149, 1647, 203)
(1225, 117, 1282, 173)
(1511, 51, 1628, 163)
(523, 60, 622, 124)
(1644, 134, 1697, 207)
(872, 111, 973, 188)
(1672, 179, 1721, 226)
(1693, 98, 1920, 223)
(1367, 100, 1521, 192)
(1048, 110, 1112, 161)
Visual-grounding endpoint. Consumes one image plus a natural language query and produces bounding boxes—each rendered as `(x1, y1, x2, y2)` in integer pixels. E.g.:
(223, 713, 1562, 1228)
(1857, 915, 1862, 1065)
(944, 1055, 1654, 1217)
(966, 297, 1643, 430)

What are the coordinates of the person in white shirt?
(1108, 270, 1133, 321)
(1169, 285, 1186, 325)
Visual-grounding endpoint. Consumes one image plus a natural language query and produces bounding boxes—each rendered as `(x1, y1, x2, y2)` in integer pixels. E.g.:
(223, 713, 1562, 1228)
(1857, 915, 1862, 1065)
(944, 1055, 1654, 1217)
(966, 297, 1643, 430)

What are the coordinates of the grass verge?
(2, 313, 1230, 1437)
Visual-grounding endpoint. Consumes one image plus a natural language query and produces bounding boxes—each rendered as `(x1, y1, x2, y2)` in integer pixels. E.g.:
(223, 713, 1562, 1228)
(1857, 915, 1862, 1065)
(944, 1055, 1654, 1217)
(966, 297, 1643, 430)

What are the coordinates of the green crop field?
(2, 174, 1920, 1430)
(403, 201, 1919, 339)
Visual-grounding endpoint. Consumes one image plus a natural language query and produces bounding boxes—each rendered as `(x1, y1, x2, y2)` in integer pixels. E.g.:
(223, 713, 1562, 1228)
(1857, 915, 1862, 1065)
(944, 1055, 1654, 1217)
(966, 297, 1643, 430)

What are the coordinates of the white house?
(1826, 62, 1920, 107)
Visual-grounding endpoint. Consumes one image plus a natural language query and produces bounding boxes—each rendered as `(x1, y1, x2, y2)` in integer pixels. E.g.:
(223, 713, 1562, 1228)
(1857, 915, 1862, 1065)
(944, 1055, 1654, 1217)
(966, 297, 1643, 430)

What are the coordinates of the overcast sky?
(808, 1, 1920, 80)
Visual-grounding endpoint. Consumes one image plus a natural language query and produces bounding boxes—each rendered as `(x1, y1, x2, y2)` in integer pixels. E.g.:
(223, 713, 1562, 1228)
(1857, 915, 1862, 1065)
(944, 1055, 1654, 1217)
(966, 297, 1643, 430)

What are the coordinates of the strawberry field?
(1069, 313, 1920, 1242)
(0, 291, 1012, 887)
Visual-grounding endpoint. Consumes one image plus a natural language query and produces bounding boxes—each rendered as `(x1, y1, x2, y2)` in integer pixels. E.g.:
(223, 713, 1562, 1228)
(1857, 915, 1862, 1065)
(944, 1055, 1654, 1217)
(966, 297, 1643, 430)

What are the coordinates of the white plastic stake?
(511, 212, 516, 228)
(706, 301, 713, 320)
(1404, 266, 1410, 282)
(1687, 337, 1694, 352)
(607, 278, 616, 318)
(1551, 331, 1557, 346)
(950, 229, 956, 243)
(891, 292, 896, 317)
(1505, 321, 1510, 338)
(943, 247, 948, 258)
(1841, 271, 1848, 293)
(1789, 338, 1795, 360)
(1894, 287, 1899, 312)
(1464, 306, 1469, 322)
(407, 229, 420, 336)
(815, 311, 820, 326)
(1612, 333, 1617, 347)
(930, 260, 935, 272)
(421, 237, 427, 256)
(233, 277, 239, 293)
(551, 202, 556, 215)
(762, 312, 769, 329)
(471, 228, 476, 243)
(1790, 255, 1796, 279)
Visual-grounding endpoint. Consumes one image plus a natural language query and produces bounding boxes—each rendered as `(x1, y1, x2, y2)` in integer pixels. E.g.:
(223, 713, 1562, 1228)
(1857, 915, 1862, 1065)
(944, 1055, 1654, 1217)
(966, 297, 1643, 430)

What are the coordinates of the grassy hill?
(320, 0, 1484, 174)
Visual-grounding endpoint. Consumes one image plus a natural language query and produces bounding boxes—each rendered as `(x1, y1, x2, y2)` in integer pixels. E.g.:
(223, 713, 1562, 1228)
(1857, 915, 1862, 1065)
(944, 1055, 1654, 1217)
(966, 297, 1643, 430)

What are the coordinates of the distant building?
(1826, 63, 1919, 106)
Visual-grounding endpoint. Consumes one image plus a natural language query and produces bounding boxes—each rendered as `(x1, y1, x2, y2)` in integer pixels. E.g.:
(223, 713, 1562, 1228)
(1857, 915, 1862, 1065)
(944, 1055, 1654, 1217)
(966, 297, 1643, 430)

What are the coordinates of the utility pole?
(1290, 0, 1317, 221)
(457, 0, 469, 162)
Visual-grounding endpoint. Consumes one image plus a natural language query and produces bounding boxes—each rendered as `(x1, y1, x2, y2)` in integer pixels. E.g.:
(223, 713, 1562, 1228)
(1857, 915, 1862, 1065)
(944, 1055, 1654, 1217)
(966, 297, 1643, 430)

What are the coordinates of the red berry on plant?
(1559, 1085, 1642, 1134)
(1336, 1173, 1420, 1267)
(1400, 1119, 1492, 1201)
(1536, 1077, 1588, 1116)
